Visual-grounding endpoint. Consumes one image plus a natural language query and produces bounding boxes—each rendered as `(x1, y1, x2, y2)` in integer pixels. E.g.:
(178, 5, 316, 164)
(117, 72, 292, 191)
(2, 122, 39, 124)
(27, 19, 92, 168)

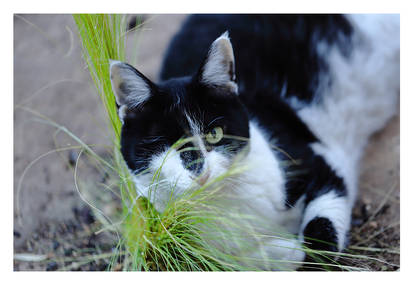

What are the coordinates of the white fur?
(296, 15, 399, 208)
(118, 105, 127, 123)
(249, 237, 306, 270)
(300, 191, 351, 251)
(237, 122, 287, 215)
(185, 112, 209, 156)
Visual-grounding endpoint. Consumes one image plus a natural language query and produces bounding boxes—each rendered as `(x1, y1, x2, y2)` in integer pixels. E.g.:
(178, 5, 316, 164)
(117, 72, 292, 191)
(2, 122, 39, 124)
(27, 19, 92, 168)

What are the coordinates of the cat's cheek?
(149, 148, 193, 188)
(131, 148, 194, 212)
(205, 151, 232, 180)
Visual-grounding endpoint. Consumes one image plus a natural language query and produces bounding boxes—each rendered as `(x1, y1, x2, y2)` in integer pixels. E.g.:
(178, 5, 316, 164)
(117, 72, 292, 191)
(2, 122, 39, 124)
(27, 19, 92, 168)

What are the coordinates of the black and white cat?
(109, 15, 399, 270)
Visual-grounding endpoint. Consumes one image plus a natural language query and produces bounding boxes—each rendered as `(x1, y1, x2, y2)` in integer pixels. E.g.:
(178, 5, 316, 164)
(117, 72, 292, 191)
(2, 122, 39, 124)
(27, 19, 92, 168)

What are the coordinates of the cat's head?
(110, 32, 250, 211)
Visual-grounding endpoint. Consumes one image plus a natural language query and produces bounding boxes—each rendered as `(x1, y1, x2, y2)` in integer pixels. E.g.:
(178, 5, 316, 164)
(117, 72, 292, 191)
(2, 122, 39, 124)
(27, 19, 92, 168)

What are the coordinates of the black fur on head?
(110, 33, 250, 174)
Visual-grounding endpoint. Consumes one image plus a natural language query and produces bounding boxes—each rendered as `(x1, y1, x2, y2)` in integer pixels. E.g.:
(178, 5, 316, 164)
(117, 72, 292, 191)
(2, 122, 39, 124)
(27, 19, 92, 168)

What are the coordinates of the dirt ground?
(13, 14, 400, 271)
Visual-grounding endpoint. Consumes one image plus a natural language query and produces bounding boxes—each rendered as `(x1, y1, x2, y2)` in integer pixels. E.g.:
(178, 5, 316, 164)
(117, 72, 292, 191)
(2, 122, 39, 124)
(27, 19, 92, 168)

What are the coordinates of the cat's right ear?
(110, 60, 154, 122)
(197, 32, 238, 94)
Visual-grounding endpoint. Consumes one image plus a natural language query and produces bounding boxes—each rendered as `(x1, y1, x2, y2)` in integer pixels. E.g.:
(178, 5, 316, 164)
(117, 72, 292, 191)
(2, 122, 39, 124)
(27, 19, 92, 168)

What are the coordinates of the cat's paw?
(301, 216, 340, 270)
(303, 216, 338, 252)
(250, 238, 306, 271)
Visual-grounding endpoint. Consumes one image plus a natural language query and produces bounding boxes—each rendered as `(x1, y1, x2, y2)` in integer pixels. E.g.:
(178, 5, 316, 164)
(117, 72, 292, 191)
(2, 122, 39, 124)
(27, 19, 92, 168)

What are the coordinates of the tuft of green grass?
(73, 14, 125, 138)
(73, 13, 137, 225)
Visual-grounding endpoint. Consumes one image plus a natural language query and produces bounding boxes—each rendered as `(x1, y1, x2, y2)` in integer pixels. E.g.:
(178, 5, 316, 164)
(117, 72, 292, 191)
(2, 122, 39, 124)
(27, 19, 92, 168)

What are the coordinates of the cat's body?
(110, 14, 399, 270)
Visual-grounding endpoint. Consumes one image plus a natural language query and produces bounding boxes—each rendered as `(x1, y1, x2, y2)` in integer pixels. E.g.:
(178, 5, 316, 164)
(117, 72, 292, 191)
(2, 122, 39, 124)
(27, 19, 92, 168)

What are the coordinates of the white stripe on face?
(185, 112, 208, 156)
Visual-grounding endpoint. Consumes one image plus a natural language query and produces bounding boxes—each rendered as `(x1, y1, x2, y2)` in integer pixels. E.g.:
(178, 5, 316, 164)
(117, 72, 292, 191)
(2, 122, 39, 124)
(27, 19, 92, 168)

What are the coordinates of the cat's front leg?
(298, 190, 351, 268)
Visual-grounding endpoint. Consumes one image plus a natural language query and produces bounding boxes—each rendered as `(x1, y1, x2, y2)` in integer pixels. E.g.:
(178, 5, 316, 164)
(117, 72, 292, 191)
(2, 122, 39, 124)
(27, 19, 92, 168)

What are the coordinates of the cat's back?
(160, 14, 353, 103)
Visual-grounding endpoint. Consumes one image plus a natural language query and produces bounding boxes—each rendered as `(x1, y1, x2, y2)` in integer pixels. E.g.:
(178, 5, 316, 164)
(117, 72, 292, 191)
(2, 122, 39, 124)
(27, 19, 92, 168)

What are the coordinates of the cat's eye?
(205, 127, 224, 144)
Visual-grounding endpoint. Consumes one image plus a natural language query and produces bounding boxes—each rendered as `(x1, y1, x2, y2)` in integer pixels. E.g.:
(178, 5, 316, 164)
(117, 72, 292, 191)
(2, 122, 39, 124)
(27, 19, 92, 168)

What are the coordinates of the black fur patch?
(303, 216, 338, 252)
(179, 141, 204, 174)
(161, 14, 353, 103)
(240, 87, 346, 207)
(301, 216, 339, 270)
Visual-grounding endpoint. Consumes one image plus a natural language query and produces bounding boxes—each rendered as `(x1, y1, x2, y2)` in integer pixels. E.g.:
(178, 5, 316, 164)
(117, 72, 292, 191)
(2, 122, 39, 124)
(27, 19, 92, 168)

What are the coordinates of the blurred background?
(13, 14, 399, 270)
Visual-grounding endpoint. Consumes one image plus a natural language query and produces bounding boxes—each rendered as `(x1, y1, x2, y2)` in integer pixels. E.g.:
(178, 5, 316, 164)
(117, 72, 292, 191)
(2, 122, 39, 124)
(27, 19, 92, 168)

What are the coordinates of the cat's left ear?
(110, 60, 155, 108)
(198, 32, 238, 94)
(110, 60, 156, 123)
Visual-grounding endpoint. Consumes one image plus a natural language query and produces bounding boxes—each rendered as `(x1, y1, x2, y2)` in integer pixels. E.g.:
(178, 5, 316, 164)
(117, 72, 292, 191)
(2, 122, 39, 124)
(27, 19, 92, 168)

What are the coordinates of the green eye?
(206, 127, 224, 144)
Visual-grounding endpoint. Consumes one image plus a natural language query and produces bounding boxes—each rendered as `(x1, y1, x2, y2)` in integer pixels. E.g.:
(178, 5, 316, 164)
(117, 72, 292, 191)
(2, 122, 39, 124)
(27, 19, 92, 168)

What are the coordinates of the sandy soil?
(13, 14, 399, 271)
(14, 14, 106, 248)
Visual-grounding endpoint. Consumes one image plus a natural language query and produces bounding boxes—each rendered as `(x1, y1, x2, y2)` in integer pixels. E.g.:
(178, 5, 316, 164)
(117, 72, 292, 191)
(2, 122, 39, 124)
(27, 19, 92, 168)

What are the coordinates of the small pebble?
(361, 203, 372, 220)
(100, 172, 109, 183)
(66, 221, 77, 233)
(13, 231, 21, 238)
(64, 248, 74, 257)
(378, 204, 390, 216)
(114, 264, 122, 271)
(26, 240, 33, 252)
(98, 263, 107, 271)
(80, 207, 95, 225)
(68, 150, 77, 167)
(46, 261, 58, 271)
(352, 218, 363, 227)
(128, 16, 137, 31)
(72, 207, 79, 217)
(88, 262, 97, 271)
(369, 221, 378, 229)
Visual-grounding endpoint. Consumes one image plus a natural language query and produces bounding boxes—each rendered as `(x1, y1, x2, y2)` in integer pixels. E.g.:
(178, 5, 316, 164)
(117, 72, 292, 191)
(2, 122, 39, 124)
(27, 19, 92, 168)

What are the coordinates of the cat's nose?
(179, 142, 204, 175)
(197, 169, 211, 186)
